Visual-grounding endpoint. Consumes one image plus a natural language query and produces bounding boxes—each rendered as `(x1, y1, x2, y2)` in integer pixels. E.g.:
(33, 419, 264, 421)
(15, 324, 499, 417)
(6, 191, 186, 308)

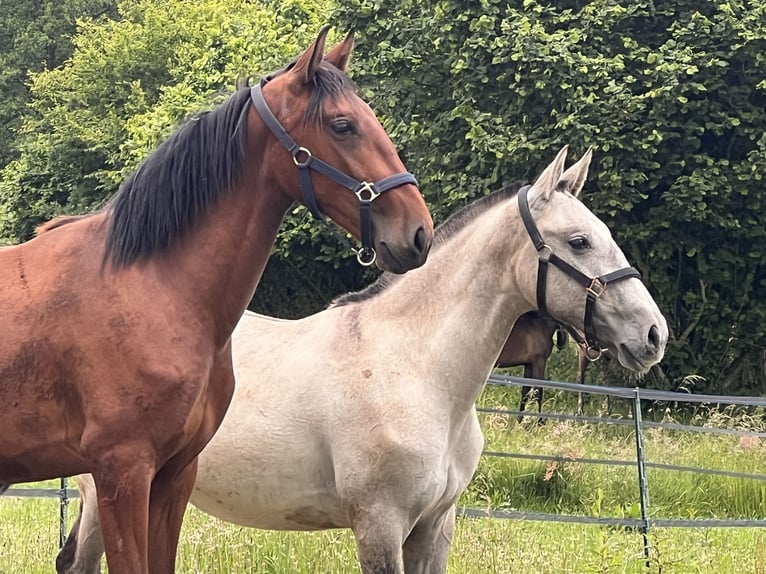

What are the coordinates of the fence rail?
(480, 374, 766, 533)
(4, 373, 766, 550)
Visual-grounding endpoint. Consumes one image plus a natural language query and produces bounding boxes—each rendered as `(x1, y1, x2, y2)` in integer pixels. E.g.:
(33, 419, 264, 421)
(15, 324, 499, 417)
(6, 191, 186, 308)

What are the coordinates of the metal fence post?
(59, 476, 69, 548)
(632, 387, 651, 569)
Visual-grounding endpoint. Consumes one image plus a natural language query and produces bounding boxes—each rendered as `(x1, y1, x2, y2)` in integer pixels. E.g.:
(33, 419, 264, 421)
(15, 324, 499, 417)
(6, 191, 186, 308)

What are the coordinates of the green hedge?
(334, 0, 766, 393)
(2, 0, 764, 392)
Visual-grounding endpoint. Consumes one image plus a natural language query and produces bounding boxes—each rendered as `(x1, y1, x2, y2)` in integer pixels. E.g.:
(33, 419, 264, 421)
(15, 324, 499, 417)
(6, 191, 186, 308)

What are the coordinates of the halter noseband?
(250, 81, 418, 266)
(517, 185, 642, 358)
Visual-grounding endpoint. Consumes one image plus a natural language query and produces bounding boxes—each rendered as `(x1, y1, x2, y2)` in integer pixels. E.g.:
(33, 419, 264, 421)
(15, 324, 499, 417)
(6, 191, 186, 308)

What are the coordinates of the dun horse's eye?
(568, 236, 591, 250)
(330, 119, 356, 136)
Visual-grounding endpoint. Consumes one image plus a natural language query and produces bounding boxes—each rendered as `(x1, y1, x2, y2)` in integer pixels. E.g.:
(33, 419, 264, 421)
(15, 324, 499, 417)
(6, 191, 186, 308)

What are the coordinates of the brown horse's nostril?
(648, 324, 661, 352)
(414, 226, 428, 255)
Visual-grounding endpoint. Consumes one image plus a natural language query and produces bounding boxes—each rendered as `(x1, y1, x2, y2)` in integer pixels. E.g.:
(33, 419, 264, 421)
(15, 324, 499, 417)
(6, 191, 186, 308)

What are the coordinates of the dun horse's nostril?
(414, 226, 427, 254)
(648, 324, 660, 352)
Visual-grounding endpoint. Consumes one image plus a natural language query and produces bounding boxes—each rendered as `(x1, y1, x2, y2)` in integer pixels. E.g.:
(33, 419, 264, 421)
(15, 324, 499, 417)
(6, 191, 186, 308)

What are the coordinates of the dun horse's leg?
(90, 448, 155, 574)
(352, 507, 404, 574)
(146, 459, 198, 574)
(56, 474, 105, 574)
(402, 506, 456, 574)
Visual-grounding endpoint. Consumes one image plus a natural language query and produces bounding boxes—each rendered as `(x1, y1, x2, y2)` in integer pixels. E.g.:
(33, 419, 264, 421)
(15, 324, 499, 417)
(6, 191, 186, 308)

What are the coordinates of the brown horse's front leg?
(146, 350, 236, 573)
(91, 446, 155, 574)
(147, 459, 198, 574)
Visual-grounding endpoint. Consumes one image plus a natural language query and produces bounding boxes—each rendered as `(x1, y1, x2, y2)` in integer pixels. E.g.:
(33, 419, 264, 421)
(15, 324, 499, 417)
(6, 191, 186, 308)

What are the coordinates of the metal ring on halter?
(538, 244, 553, 262)
(355, 181, 380, 202)
(583, 345, 604, 362)
(292, 147, 312, 167)
(356, 247, 377, 266)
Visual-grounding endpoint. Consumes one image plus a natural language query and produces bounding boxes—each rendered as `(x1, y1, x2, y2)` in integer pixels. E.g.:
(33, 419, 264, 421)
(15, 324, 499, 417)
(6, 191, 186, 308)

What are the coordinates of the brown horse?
(0, 27, 433, 574)
(494, 311, 567, 421)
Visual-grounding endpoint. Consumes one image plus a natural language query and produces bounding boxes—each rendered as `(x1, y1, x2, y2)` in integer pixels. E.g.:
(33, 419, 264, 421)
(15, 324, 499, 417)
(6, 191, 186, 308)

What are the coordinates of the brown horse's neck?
(157, 188, 291, 347)
(142, 141, 294, 347)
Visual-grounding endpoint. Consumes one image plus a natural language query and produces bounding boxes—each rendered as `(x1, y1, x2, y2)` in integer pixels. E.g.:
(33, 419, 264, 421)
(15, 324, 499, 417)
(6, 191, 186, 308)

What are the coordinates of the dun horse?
(58, 147, 666, 574)
(493, 311, 567, 421)
(0, 27, 433, 574)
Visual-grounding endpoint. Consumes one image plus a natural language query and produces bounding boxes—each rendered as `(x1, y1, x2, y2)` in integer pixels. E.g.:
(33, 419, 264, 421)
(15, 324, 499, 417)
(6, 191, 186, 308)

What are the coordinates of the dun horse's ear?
(556, 147, 592, 198)
(325, 31, 354, 73)
(533, 146, 569, 202)
(292, 24, 331, 85)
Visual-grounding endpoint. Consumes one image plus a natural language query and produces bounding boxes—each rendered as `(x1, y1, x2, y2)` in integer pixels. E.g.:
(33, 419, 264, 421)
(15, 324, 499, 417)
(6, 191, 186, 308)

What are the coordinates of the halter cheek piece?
(250, 81, 418, 266)
(517, 185, 642, 359)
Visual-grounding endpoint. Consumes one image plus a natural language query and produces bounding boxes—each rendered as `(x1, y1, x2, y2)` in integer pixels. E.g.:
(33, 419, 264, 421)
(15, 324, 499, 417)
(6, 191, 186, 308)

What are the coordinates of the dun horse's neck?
(370, 200, 534, 409)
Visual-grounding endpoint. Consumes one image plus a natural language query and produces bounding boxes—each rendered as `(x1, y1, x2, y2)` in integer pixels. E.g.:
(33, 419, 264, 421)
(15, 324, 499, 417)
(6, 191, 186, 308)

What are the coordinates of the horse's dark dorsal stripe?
(104, 64, 354, 269)
(330, 182, 524, 307)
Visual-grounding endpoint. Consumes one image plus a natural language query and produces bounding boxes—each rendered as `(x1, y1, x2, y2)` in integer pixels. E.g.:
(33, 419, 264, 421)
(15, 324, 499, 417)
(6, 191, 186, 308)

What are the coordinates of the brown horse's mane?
(330, 181, 525, 307)
(102, 62, 354, 269)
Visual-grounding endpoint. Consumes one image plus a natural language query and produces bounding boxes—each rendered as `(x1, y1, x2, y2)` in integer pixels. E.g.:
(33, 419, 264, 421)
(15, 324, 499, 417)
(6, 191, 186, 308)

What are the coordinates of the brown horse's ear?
(324, 30, 355, 72)
(291, 24, 331, 85)
(556, 147, 592, 198)
(533, 145, 568, 202)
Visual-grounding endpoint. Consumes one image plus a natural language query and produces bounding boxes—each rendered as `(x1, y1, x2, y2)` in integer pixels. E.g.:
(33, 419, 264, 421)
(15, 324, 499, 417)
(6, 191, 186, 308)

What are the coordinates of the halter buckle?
(292, 146, 312, 167)
(586, 277, 607, 298)
(355, 181, 380, 203)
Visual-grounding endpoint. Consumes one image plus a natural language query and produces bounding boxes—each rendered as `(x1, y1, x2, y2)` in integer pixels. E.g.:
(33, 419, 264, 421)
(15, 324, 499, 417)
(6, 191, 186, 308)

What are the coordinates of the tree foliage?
(334, 0, 766, 393)
(2, 0, 764, 389)
(0, 0, 118, 170)
(0, 0, 372, 311)
(0, 0, 330, 234)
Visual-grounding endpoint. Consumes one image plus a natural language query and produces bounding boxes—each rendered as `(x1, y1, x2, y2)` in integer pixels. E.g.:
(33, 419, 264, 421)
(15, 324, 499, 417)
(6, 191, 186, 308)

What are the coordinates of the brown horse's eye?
(330, 119, 356, 136)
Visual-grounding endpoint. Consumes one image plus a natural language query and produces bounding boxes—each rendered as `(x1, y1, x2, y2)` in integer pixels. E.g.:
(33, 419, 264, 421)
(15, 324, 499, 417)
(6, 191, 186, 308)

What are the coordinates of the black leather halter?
(517, 185, 642, 358)
(250, 82, 418, 266)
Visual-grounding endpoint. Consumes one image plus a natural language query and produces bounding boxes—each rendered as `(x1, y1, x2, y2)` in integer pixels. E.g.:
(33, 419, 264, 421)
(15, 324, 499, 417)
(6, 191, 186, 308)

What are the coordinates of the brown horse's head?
(252, 26, 433, 273)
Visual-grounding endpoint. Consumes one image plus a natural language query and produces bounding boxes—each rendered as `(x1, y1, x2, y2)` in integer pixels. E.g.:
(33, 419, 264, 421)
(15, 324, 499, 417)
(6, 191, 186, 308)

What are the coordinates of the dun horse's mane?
(330, 182, 525, 307)
(103, 63, 354, 268)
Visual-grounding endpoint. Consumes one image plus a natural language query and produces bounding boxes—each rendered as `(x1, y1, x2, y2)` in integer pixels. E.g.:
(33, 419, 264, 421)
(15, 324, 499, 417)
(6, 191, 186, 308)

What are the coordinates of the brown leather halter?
(517, 185, 642, 359)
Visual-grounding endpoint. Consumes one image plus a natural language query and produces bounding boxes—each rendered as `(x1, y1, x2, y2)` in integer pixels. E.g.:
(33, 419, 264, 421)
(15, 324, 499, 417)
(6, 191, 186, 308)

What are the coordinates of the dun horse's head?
(517, 147, 668, 373)
(251, 26, 433, 273)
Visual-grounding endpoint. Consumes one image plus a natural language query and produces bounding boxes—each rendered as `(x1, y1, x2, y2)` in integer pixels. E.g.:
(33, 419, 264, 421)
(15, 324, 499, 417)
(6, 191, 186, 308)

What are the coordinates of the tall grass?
(2, 498, 765, 573)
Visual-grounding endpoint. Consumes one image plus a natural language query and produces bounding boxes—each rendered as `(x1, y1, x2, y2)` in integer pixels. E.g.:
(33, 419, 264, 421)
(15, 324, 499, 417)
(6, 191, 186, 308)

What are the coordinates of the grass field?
(2, 496, 765, 573)
(2, 358, 765, 573)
